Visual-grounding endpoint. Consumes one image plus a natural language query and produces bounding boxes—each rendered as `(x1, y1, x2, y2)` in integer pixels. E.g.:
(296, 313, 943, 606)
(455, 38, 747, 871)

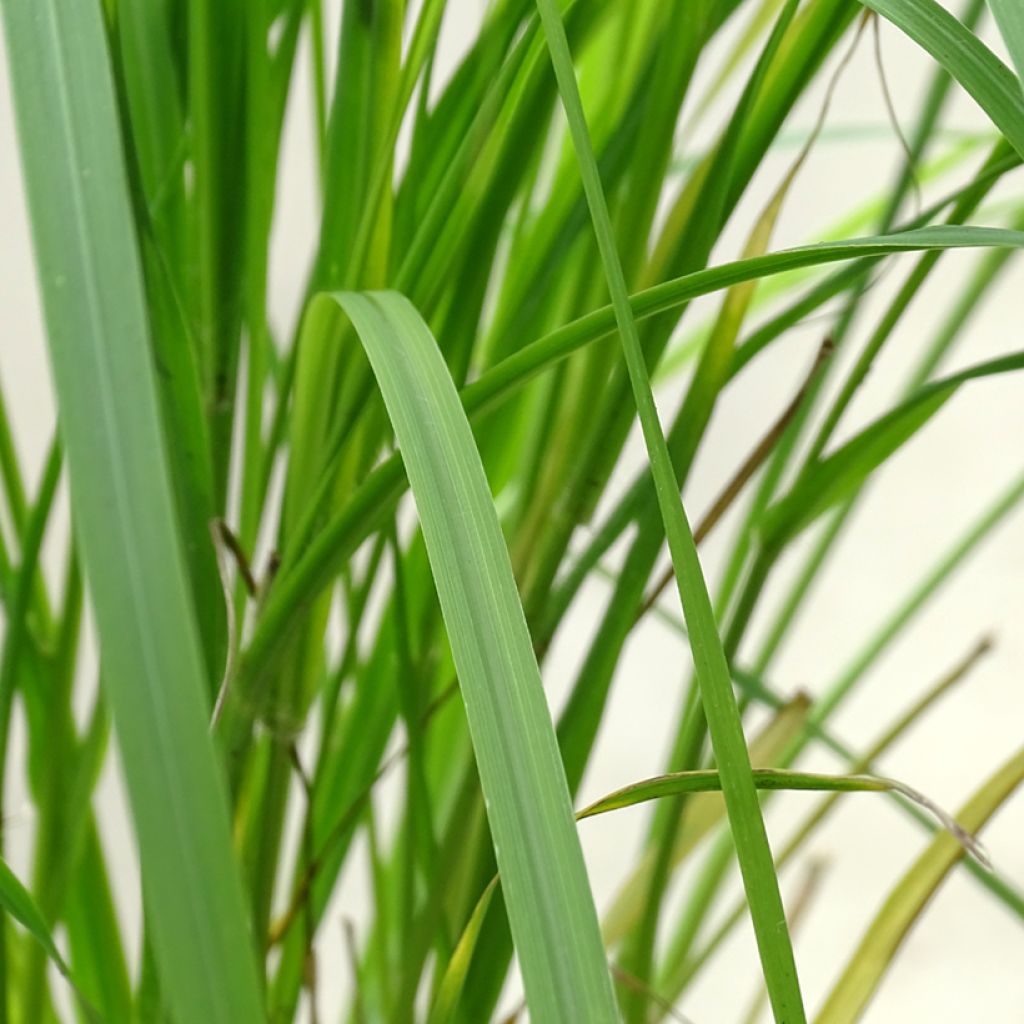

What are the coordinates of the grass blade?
(816, 745, 1024, 1023)
(427, 878, 499, 1024)
(576, 769, 970, 846)
(461, 225, 1024, 417)
(988, 0, 1024, 85)
(237, 223, 1024, 689)
(601, 696, 812, 949)
(534, 2, 806, 1018)
(578, 771, 888, 815)
(0, 436, 61, 1018)
(667, 636, 997, 1002)
(860, 0, 1024, 158)
(0, 856, 78, 998)
(324, 290, 620, 1023)
(65, 826, 132, 1022)
(761, 351, 1024, 547)
(0, 2, 265, 1020)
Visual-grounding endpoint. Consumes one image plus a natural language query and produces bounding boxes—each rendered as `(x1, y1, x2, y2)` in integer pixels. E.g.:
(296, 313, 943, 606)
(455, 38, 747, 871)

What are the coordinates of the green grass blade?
(746, 159, 1020, 680)
(601, 697, 812, 949)
(116, 0, 186, 240)
(0, 856, 73, 988)
(65, 826, 133, 1023)
(667, 637, 997, 1001)
(655, 133, 992, 384)
(186, 0, 245, 500)
(988, 0, 1024, 85)
(0, 436, 61, 1019)
(576, 770, 982, 863)
(0, 440, 61, 756)
(801, 469, 1024, 730)
(860, 0, 1024, 157)
(427, 877, 498, 1024)
(323, 290, 619, 1023)
(616, 32, 836, 999)
(578, 770, 900, 819)
(232, 224, 1024, 837)
(432, 761, 947, 1024)
(816, 746, 1024, 1023)
(535, 1, 806, 1019)
(243, 229, 1024, 702)
(0, 383, 28, 543)
(6, 3, 1024, 1022)
(761, 350, 1024, 546)
(462, 225, 1024, 416)
(0, 2, 265, 1021)
(115, 0, 224, 684)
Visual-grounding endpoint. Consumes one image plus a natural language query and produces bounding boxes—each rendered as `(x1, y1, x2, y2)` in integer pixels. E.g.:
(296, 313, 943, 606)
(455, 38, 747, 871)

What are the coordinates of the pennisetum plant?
(0, 0, 1022, 1021)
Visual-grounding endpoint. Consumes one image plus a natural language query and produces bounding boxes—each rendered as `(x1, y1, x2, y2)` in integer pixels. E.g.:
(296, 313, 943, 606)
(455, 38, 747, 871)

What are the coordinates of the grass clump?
(1, 0, 1023, 1021)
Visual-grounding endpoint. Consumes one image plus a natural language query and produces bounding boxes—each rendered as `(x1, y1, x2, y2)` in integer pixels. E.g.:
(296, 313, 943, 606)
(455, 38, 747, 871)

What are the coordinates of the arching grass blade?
(321, 290, 620, 1023)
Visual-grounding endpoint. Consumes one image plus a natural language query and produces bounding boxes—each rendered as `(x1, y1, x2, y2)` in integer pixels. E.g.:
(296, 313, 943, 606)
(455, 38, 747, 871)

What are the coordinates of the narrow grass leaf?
(761, 350, 1024, 547)
(64, 827, 133, 1023)
(0, 857, 69, 981)
(578, 768, 983, 861)
(988, 0, 1024, 86)
(581, 770, 913, 818)
(601, 694, 811, 947)
(427, 877, 498, 1024)
(860, 0, 1024, 158)
(322, 290, 619, 1023)
(580, 771, 885, 818)
(461, 226, 1024, 418)
(0, 852, 103, 1024)
(0, 2, 265, 1021)
(535, 2, 806, 1019)
(816, 745, 1024, 1023)
(666, 637, 996, 1002)
(240, 224, 1024, 684)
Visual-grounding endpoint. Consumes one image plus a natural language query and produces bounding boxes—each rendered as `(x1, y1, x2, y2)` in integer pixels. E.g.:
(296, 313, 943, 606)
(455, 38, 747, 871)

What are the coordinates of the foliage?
(1, 0, 1023, 1021)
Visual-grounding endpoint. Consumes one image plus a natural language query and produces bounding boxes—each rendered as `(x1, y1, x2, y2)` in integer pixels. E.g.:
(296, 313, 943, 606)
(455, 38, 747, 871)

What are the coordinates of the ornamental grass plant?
(1, 0, 1023, 1021)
